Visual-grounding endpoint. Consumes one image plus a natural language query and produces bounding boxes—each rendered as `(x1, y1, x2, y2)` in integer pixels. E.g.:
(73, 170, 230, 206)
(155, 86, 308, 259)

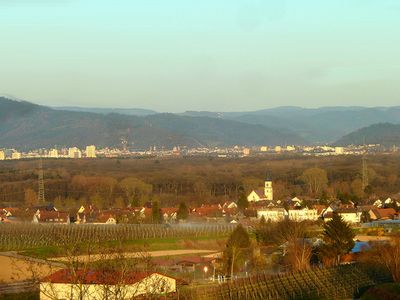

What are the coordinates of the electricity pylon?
(38, 159, 45, 204)
(362, 150, 368, 191)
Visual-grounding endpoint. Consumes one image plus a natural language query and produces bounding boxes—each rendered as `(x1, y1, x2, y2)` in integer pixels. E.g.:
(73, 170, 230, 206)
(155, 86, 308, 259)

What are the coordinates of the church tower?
(264, 174, 273, 201)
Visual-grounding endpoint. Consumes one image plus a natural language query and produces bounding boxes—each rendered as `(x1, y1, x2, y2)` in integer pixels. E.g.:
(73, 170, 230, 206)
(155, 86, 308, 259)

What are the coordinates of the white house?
(323, 208, 361, 223)
(290, 197, 303, 207)
(257, 207, 287, 222)
(287, 207, 319, 221)
(222, 201, 238, 209)
(384, 198, 400, 207)
(247, 178, 273, 202)
(40, 270, 178, 300)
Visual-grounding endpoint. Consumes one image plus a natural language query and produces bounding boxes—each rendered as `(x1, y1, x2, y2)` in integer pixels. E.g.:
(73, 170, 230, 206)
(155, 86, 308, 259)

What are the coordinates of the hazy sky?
(1, 0, 399, 112)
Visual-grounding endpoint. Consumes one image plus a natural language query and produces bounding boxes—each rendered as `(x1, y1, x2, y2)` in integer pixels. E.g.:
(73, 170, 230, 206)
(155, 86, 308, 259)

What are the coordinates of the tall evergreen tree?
(237, 193, 249, 212)
(223, 225, 251, 277)
(151, 201, 163, 224)
(176, 202, 189, 220)
(321, 213, 355, 265)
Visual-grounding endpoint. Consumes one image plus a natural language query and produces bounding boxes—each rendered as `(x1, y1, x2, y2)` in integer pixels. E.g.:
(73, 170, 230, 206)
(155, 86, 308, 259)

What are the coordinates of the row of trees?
(223, 214, 355, 277)
(1, 155, 399, 209)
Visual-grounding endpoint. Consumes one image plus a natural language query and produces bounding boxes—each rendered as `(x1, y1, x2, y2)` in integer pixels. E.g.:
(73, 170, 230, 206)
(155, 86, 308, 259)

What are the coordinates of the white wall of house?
(40, 273, 176, 300)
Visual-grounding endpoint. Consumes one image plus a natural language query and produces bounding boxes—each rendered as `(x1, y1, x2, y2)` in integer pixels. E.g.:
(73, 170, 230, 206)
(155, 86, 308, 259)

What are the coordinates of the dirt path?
(50, 249, 217, 263)
(354, 235, 391, 242)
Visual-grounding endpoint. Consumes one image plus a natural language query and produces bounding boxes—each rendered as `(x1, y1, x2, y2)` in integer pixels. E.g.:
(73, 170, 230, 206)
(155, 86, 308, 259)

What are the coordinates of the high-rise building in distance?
(68, 147, 82, 159)
(86, 145, 96, 158)
(48, 149, 59, 158)
(11, 151, 21, 160)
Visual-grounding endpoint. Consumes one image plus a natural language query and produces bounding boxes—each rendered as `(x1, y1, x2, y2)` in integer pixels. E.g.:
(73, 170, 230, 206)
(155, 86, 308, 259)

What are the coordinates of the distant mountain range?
(54, 106, 158, 116)
(0, 98, 305, 150)
(180, 106, 400, 143)
(2, 97, 400, 149)
(59, 104, 400, 144)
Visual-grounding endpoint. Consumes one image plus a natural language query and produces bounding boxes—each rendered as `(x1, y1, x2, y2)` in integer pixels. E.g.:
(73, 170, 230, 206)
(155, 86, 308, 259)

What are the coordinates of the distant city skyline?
(1, 0, 399, 112)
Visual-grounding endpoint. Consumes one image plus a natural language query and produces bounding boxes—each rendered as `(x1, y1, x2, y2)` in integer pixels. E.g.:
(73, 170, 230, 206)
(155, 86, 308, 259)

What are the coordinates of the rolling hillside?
(334, 123, 400, 146)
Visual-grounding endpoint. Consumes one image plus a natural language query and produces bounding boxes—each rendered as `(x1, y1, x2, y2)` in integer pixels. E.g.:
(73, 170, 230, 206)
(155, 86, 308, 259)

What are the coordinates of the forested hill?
(0, 97, 306, 150)
(182, 106, 400, 144)
(334, 123, 400, 146)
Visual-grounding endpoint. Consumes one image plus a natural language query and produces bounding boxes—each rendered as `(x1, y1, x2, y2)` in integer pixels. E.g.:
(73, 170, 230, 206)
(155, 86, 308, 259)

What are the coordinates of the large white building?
(248, 178, 273, 202)
(68, 147, 82, 159)
(48, 149, 59, 158)
(322, 207, 361, 223)
(257, 206, 319, 222)
(0, 150, 5, 160)
(257, 208, 287, 222)
(288, 207, 319, 221)
(85, 145, 96, 158)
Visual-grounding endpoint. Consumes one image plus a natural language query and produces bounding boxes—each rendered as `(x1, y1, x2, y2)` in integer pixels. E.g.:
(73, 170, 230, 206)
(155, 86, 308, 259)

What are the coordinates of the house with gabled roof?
(373, 199, 383, 208)
(161, 207, 178, 222)
(369, 208, 396, 221)
(33, 210, 70, 224)
(222, 201, 238, 209)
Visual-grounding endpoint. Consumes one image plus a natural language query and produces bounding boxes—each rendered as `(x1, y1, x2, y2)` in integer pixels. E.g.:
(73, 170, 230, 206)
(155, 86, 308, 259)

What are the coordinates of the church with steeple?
(247, 174, 273, 202)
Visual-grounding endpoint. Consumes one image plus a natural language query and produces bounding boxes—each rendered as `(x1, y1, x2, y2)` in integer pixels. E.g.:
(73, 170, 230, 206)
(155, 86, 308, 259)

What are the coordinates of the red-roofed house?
(40, 269, 179, 299)
(33, 210, 70, 224)
(368, 208, 396, 221)
(191, 205, 222, 218)
(174, 256, 215, 272)
(94, 212, 117, 224)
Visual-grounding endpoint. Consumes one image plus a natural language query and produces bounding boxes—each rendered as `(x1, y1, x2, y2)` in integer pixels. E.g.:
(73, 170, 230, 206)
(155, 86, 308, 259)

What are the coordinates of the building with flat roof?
(11, 151, 21, 160)
(48, 149, 59, 158)
(85, 145, 96, 158)
(68, 147, 82, 159)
